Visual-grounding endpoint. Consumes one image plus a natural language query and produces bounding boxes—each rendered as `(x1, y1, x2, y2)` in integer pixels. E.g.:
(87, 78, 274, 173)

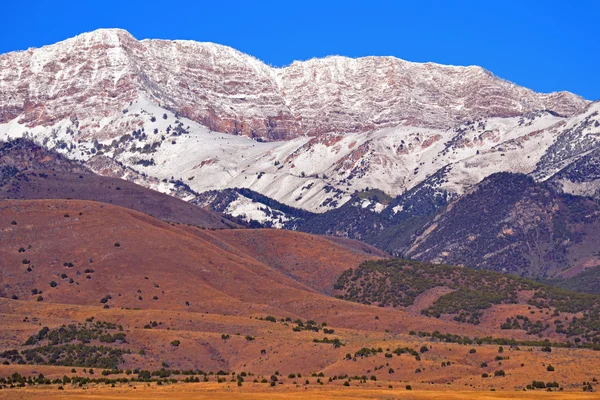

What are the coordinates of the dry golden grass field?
(0, 200, 599, 398)
(1, 385, 600, 400)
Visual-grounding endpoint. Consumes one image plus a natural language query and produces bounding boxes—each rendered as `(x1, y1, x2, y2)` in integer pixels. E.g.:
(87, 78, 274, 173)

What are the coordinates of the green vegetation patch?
(335, 259, 600, 343)
(0, 320, 130, 369)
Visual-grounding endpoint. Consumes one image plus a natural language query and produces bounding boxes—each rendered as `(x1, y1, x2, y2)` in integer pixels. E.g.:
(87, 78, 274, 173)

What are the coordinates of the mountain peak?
(33, 28, 138, 52)
(78, 27, 135, 40)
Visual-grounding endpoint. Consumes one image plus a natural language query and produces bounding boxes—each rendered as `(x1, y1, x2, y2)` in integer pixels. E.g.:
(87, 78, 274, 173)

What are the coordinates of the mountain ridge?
(0, 28, 588, 140)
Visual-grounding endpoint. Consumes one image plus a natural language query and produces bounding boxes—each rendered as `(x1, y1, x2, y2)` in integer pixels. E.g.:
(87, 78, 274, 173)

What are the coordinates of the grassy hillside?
(335, 259, 600, 347)
(0, 139, 244, 229)
(0, 200, 599, 394)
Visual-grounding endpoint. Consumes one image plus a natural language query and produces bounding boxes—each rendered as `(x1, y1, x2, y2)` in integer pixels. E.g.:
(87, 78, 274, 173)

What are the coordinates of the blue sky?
(3, 0, 599, 100)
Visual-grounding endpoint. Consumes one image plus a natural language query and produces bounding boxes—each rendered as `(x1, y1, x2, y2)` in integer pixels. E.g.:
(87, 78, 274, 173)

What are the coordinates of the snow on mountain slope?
(0, 95, 578, 214)
(540, 102, 600, 199)
(423, 111, 568, 198)
(533, 102, 600, 181)
(0, 28, 588, 141)
(277, 56, 586, 133)
(0, 29, 597, 218)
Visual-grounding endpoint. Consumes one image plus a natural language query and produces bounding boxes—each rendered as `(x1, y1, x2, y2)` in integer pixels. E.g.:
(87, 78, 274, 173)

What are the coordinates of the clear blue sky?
(3, 0, 598, 100)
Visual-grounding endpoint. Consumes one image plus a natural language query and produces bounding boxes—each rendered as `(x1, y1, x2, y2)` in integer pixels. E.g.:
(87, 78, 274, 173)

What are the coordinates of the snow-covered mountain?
(0, 28, 587, 139)
(0, 28, 598, 220)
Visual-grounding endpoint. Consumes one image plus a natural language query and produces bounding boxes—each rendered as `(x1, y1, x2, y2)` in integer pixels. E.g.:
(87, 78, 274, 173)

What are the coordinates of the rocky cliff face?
(0, 29, 589, 140)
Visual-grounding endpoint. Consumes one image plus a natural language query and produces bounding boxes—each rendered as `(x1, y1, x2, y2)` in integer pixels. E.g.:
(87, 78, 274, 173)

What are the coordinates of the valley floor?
(0, 384, 598, 400)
